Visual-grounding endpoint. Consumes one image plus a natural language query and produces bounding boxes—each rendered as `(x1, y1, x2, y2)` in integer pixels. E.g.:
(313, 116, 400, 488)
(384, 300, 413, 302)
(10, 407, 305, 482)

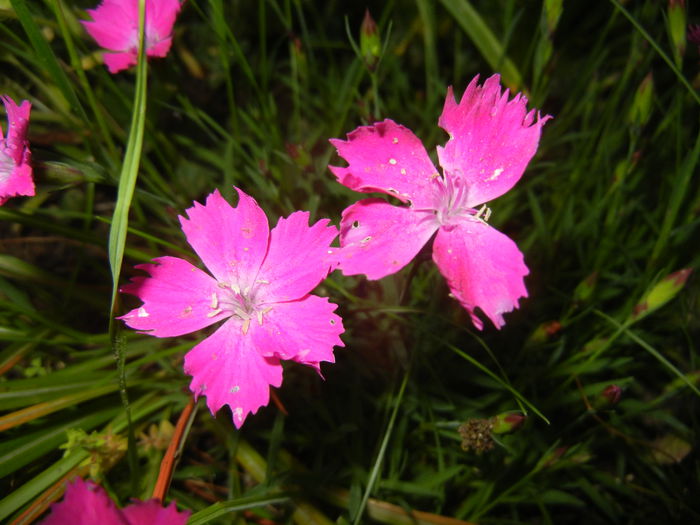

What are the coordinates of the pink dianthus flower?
(120, 188, 344, 428)
(81, 0, 182, 74)
(330, 74, 551, 330)
(40, 478, 190, 525)
(0, 95, 33, 206)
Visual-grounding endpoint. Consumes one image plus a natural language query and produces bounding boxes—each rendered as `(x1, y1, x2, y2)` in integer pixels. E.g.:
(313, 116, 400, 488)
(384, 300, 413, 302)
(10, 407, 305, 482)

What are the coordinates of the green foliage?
(1, 1, 699, 523)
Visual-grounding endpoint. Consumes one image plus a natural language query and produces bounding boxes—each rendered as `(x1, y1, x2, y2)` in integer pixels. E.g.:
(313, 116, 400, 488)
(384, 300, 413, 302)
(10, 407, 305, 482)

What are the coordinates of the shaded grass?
(1, 0, 699, 523)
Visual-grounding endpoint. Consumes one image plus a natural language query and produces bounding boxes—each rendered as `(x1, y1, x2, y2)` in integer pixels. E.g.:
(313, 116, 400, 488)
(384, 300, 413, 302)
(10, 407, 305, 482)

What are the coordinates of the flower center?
(209, 280, 272, 334)
(430, 174, 490, 228)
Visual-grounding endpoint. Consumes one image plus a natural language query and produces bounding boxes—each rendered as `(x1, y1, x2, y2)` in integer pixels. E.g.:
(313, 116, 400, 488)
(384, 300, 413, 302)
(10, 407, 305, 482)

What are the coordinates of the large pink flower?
(0, 95, 33, 206)
(40, 478, 189, 525)
(120, 188, 344, 428)
(81, 0, 182, 74)
(330, 75, 551, 330)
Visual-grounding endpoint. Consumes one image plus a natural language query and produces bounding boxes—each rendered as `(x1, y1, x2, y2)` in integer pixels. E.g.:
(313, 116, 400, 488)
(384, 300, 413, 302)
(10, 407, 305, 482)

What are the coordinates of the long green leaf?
(187, 495, 291, 525)
(106, 0, 148, 488)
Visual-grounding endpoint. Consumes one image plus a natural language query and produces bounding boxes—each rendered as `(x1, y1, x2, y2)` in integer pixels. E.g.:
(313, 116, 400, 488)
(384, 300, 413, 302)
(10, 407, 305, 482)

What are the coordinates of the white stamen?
(207, 308, 223, 318)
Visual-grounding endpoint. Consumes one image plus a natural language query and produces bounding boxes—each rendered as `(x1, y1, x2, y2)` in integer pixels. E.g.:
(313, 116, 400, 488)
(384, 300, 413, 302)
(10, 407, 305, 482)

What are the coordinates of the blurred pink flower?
(0, 95, 33, 206)
(120, 188, 344, 428)
(41, 478, 189, 525)
(330, 75, 551, 329)
(81, 0, 182, 73)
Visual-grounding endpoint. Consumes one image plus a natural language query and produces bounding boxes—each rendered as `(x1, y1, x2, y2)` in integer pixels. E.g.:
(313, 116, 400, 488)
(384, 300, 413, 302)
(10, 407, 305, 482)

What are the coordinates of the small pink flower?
(120, 188, 344, 428)
(81, 0, 182, 74)
(40, 478, 189, 525)
(330, 75, 551, 329)
(0, 95, 33, 206)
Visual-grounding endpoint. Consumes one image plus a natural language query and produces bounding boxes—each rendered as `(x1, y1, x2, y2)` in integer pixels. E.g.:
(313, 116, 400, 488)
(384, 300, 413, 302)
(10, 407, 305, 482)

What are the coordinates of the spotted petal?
(437, 74, 551, 207)
(256, 211, 338, 303)
(337, 198, 438, 280)
(330, 119, 440, 208)
(180, 188, 269, 293)
(184, 318, 283, 428)
(251, 295, 344, 372)
(432, 218, 529, 330)
(119, 256, 229, 337)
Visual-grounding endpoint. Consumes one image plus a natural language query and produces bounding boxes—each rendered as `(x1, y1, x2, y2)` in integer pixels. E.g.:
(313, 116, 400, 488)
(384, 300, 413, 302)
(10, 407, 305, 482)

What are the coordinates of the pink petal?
(119, 256, 229, 337)
(437, 74, 551, 207)
(432, 218, 529, 330)
(251, 295, 344, 372)
(82, 1, 138, 51)
(1, 96, 31, 162)
(256, 211, 338, 303)
(337, 198, 438, 280)
(329, 119, 440, 208)
(103, 51, 138, 73)
(0, 95, 34, 204)
(145, 0, 181, 47)
(122, 499, 190, 525)
(146, 36, 173, 58)
(41, 478, 127, 525)
(180, 188, 269, 293)
(184, 319, 283, 428)
(82, 0, 180, 72)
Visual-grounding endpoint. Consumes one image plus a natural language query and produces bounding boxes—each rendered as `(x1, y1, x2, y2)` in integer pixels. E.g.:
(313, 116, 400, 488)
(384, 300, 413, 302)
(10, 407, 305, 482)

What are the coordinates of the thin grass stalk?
(352, 366, 411, 525)
(106, 0, 148, 491)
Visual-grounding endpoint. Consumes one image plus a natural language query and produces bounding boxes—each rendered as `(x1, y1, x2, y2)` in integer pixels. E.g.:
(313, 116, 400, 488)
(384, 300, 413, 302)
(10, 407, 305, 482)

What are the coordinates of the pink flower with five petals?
(81, 0, 182, 74)
(40, 478, 190, 525)
(330, 74, 551, 330)
(0, 95, 33, 206)
(120, 188, 344, 428)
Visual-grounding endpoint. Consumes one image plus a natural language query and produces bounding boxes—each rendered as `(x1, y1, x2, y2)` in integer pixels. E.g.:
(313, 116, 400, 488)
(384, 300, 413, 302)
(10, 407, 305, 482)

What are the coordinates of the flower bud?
(629, 268, 692, 322)
(543, 0, 563, 35)
(628, 73, 654, 127)
(667, 0, 687, 66)
(360, 9, 381, 71)
(491, 412, 526, 434)
(594, 384, 622, 409)
(573, 272, 598, 305)
(526, 320, 562, 346)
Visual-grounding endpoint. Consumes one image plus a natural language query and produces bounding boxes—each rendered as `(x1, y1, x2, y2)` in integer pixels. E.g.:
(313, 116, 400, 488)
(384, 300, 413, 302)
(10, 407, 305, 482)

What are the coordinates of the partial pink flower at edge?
(0, 95, 34, 206)
(119, 188, 344, 428)
(330, 74, 551, 330)
(40, 478, 190, 525)
(81, 0, 182, 74)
